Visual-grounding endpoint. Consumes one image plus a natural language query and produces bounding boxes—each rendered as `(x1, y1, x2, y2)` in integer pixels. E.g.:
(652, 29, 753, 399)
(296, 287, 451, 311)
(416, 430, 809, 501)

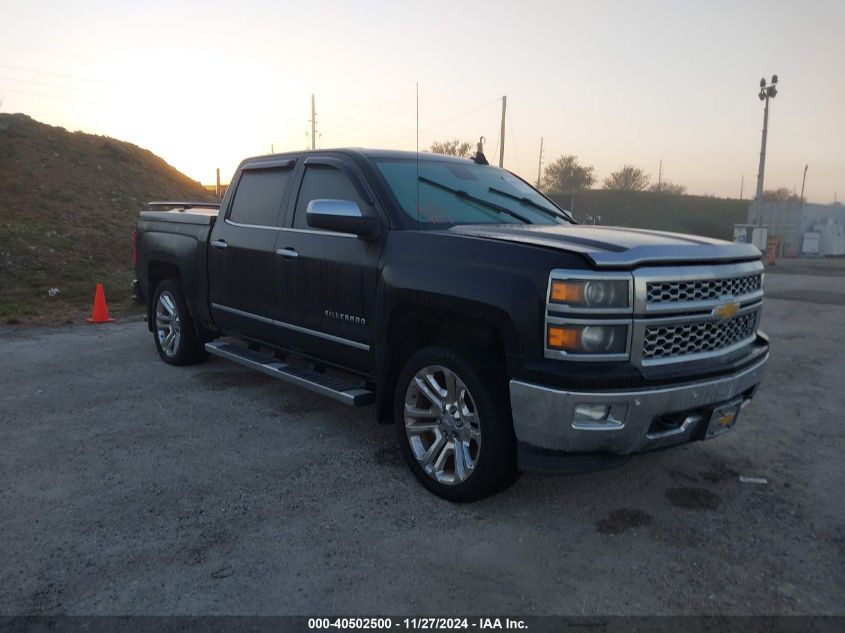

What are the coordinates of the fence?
(202, 183, 229, 198)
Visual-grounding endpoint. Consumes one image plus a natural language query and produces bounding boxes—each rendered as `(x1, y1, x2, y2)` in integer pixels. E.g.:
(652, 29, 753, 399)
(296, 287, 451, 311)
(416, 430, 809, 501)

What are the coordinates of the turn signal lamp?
(549, 279, 629, 309)
(548, 325, 580, 350)
(550, 281, 584, 304)
(547, 324, 628, 355)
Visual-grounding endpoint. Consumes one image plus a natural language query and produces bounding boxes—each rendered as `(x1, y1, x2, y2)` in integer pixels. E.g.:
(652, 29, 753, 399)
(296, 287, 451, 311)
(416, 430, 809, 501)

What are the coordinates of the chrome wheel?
(155, 290, 181, 358)
(403, 365, 481, 485)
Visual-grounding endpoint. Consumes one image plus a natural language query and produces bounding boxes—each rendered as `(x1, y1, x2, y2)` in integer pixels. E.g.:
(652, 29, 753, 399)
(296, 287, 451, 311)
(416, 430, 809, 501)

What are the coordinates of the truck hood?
(444, 224, 761, 268)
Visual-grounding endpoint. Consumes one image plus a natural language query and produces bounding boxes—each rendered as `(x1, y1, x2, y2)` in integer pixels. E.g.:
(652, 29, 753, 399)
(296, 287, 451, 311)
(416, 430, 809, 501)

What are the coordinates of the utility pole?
(658, 159, 663, 188)
(498, 95, 507, 168)
(800, 164, 808, 204)
(216, 168, 221, 198)
(310, 93, 317, 151)
(740, 175, 744, 200)
(536, 137, 544, 189)
(755, 75, 779, 202)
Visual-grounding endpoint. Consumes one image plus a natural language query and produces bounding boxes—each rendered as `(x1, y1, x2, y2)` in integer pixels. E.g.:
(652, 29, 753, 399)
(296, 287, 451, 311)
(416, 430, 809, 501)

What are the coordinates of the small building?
(747, 201, 845, 256)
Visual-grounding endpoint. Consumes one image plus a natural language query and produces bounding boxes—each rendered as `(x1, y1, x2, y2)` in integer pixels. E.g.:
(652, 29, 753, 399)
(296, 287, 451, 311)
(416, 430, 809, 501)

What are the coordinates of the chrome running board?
(205, 341, 375, 407)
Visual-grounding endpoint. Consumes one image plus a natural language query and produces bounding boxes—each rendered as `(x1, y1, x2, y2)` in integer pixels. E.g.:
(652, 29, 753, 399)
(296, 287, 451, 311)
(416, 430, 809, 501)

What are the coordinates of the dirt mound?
(0, 113, 218, 324)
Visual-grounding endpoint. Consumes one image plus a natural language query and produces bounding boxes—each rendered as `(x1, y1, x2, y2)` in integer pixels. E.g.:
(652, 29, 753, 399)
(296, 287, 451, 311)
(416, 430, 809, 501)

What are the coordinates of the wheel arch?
(375, 296, 518, 424)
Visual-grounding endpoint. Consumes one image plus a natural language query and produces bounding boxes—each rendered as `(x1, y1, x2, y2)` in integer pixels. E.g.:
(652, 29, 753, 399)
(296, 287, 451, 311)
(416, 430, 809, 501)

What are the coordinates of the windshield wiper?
(488, 187, 573, 222)
(418, 176, 532, 224)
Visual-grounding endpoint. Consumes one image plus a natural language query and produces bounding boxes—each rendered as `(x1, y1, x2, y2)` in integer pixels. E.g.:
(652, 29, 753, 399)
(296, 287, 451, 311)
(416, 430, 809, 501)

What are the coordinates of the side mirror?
(306, 199, 379, 239)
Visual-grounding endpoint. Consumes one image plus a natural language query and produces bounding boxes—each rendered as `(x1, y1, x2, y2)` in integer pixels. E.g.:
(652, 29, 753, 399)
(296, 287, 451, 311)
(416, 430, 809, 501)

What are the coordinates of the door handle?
(276, 247, 298, 259)
(211, 239, 228, 249)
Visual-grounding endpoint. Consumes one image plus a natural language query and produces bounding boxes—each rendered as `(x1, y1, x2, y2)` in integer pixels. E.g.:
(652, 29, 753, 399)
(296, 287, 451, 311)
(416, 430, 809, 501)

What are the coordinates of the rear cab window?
(228, 168, 292, 227)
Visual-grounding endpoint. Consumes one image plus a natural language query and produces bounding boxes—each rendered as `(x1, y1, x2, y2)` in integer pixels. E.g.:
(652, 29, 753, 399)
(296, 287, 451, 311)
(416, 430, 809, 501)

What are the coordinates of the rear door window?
(228, 168, 291, 227)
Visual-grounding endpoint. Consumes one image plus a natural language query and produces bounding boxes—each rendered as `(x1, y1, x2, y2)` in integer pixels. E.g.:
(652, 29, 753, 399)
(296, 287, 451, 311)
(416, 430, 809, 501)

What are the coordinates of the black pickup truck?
(133, 149, 769, 501)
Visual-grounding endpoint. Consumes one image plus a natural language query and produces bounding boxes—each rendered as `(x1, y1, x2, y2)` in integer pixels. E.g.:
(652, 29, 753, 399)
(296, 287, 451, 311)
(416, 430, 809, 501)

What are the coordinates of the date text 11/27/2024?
(307, 618, 528, 630)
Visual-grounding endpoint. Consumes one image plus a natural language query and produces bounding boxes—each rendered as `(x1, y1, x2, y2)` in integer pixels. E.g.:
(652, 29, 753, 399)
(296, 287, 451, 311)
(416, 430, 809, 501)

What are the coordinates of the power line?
(0, 75, 100, 93)
(0, 39, 107, 63)
(0, 63, 111, 84)
(317, 118, 410, 140)
(420, 97, 501, 133)
(319, 113, 414, 133)
(0, 86, 97, 104)
(321, 97, 503, 146)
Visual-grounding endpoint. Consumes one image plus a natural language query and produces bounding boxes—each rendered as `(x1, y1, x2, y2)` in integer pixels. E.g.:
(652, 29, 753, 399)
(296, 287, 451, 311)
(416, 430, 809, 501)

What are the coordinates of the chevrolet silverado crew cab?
(133, 149, 769, 501)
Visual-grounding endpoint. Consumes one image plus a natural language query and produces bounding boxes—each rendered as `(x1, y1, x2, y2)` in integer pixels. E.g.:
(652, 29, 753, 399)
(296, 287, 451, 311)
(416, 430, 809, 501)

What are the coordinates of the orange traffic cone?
(86, 283, 115, 323)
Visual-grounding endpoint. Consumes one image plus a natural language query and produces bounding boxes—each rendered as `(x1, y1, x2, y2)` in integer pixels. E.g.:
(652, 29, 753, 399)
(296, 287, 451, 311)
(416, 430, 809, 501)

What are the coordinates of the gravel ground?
(1, 267, 843, 616)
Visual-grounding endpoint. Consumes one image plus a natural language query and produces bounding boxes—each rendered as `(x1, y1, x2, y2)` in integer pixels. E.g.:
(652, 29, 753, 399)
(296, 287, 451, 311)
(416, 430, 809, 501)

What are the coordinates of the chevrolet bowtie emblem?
(712, 302, 740, 320)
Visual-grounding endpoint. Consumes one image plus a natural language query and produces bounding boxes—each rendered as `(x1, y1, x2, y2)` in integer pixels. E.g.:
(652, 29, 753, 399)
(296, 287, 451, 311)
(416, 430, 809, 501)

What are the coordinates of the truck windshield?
(375, 158, 572, 228)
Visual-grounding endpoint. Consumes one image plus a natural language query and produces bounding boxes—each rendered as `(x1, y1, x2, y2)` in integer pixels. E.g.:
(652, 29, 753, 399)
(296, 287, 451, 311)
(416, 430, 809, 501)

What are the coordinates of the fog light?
(574, 404, 610, 422)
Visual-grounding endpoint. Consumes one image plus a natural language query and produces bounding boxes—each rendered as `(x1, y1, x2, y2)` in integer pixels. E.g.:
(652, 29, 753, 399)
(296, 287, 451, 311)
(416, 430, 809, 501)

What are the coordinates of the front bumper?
(510, 350, 769, 473)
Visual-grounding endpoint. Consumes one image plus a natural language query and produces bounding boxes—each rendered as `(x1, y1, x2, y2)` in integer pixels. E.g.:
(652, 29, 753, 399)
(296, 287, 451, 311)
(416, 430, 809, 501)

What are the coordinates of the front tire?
(394, 346, 518, 502)
(151, 280, 208, 366)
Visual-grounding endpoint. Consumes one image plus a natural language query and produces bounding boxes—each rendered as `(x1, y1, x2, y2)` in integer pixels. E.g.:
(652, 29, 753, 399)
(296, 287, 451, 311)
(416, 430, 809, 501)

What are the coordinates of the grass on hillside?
(0, 113, 218, 325)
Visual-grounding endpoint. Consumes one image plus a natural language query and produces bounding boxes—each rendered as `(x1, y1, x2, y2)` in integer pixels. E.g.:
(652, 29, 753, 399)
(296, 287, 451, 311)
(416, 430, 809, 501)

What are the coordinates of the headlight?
(545, 270, 633, 361)
(547, 323, 628, 355)
(549, 279, 630, 309)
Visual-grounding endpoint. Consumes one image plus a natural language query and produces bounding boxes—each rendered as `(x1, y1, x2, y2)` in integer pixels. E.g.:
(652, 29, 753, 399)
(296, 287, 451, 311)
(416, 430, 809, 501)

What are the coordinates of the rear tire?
(393, 346, 518, 502)
(151, 280, 208, 366)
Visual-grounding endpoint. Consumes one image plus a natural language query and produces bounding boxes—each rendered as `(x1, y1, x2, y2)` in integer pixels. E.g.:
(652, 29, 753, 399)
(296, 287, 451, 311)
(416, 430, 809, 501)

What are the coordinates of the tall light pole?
(800, 164, 808, 205)
(536, 137, 544, 189)
(754, 74, 779, 202)
(498, 95, 507, 168)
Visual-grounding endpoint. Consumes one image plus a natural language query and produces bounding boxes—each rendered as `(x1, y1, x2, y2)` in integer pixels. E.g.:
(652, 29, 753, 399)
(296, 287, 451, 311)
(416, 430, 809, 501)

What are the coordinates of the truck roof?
(239, 148, 479, 169)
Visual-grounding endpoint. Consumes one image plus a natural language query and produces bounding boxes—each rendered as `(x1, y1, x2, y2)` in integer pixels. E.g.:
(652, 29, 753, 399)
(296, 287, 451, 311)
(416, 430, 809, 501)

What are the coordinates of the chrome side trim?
(633, 261, 764, 315)
(210, 303, 370, 351)
(281, 227, 357, 239)
(224, 218, 282, 231)
(212, 303, 274, 325)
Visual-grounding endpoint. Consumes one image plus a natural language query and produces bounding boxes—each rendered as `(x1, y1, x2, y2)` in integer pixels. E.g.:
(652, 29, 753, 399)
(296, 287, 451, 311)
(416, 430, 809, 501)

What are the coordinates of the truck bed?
(140, 202, 220, 225)
(135, 202, 220, 327)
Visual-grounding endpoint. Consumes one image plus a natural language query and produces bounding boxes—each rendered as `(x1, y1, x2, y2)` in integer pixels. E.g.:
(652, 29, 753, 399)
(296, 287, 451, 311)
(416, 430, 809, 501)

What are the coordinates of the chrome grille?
(647, 274, 762, 304)
(642, 311, 758, 360)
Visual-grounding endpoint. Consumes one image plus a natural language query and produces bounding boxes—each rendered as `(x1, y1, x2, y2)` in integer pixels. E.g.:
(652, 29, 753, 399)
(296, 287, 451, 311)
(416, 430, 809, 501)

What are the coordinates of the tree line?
(428, 138, 799, 200)
(428, 139, 683, 194)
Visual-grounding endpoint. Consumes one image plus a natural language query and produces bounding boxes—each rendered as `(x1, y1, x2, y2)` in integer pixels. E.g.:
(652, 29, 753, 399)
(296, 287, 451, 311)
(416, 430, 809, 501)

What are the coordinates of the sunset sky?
(1, 0, 842, 202)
